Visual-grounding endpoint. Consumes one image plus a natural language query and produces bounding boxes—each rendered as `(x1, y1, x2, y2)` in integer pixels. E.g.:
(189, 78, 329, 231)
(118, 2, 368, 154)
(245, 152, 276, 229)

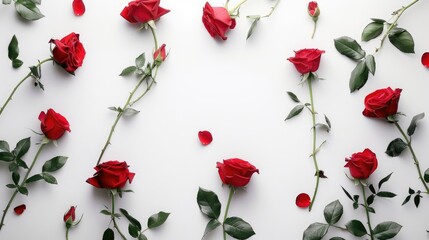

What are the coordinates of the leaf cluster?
(197, 187, 255, 240)
(2, 0, 44, 21)
(8, 35, 23, 68)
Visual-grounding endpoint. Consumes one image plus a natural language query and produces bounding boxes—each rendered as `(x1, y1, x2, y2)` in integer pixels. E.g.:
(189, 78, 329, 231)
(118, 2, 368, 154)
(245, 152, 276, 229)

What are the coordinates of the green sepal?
(303, 222, 329, 240)
(202, 218, 221, 239)
(345, 219, 367, 237)
(388, 28, 415, 53)
(285, 104, 304, 120)
(361, 22, 384, 41)
(102, 228, 114, 240)
(323, 200, 343, 225)
(223, 217, 255, 240)
(42, 172, 57, 184)
(372, 221, 402, 239)
(407, 113, 424, 136)
(385, 138, 408, 157)
(14, 0, 45, 21)
(147, 211, 170, 229)
(349, 60, 369, 92)
(197, 187, 221, 219)
(334, 36, 366, 61)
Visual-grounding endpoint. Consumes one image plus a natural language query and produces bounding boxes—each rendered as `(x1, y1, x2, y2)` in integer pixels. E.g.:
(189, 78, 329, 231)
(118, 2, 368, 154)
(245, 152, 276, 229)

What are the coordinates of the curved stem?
(311, 19, 318, 39)
(229, 0, 248, 14)
(0, 58, 53, 118)
(374, 0, 419, 53)
(66, 227, 70, 240)
(394, 122, 429, 193)
(149, 25, 159, 51)
(110, 192, 127, 240)
(307, 76, 320, 212)
(361, 183, 374, 240)
(262, 0, 281, 18)
(222, 187, 235, 240)
(0, 143, 46, 230)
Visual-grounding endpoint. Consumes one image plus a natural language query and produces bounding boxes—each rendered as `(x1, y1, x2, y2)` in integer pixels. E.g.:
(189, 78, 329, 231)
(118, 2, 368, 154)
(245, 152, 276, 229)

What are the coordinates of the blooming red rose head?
(38, 109, 71, 140)
(202, 2, 236, 40)
(64, 206, 76, 225)
(153, 43, 167, 63)
(345, 148, 378, 179)
(362, 87, 402, 119)
(216, 158, 259, 187)
(120, 0, 170, 24)
(307, 1, 320, 18)
(49, 32, 86, 74)
(86, 161, 135, 189)
(287, 48, 325, 74)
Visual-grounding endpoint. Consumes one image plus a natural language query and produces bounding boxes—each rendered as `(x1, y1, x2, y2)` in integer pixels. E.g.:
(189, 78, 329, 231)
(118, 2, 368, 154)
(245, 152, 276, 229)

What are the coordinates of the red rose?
(287, 48, 325, 74)
(362, 87, 402, 118)
(86, 161, 135, 189)
(308, 1, 320, 18)
(202, 2, 236, 40)
(120, 0, 170, 24)
(38, 109, 71, 140)
(153, 43, 167, 62)
(49, 32, 86, 74)
(216, 158, 259, 187)
(344, 148, 378, 179)
(64, 206, 76, 223)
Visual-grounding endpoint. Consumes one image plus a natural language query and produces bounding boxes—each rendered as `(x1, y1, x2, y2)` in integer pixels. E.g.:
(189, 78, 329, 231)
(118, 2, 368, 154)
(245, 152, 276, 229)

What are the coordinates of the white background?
(1, 0, 429, 239)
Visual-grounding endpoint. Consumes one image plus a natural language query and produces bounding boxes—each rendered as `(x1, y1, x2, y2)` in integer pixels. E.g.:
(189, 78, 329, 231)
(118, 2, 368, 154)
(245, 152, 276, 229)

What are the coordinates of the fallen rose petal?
(198, 130, 213, 145)
(421, 52, 429, 68)
(296, 193, 311, 208)
(72, 0, 85, 16)
(14, 204, 26, 215)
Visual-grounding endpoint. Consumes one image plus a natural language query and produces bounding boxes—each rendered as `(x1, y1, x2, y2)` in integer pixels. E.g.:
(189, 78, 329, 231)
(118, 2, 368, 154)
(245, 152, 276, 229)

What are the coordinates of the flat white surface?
(1, 0, 429, 239)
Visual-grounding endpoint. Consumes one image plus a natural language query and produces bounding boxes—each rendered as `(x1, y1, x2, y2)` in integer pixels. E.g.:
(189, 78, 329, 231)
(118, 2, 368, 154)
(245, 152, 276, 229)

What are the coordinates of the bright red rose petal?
(421, 52, 429, 68)
(14, 204, 26, 215)
(198, 130, 213, 145)
(296, 193, 311, 208)
(72, 0, 85, 16)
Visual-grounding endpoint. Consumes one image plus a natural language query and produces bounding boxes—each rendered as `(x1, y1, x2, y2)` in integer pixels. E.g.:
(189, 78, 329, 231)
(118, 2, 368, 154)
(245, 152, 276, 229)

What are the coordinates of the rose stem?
(96, 25, 160, 165)
(0, 142, 47, 230)
(361, 183, 374, 240)
(374, 0, 419, 53)
(307, 76, 320, 212)
(0, 58, 53, 118)
(66, 227, 70, 240)
(261, 0, 281, 18)
(228, 0, 248, 14)
(394, 122, 429, 193)
(110, 191, 127, 240)
(311, 19, 318, 39)
(222, 187, 235, 240)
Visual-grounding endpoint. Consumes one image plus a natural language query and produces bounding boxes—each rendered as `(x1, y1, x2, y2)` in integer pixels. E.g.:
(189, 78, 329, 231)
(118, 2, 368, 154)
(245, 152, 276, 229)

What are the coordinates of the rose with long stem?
(222, 187, 235, 240)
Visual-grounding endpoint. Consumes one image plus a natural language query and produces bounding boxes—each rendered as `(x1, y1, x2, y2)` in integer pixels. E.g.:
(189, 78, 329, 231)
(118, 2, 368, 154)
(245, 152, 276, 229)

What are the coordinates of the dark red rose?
(202, 2, 236, 40)
(64, 206, 76, 223)
(287, 48, 325, 74)
(345, 148, 378, 179)
(49, 32, 86, 74)
(362, 87, 402, 118)
(86, 161, 135, 189)
(216, 158, 259, 187)
(120, 0, 170, 24)
(153, 43, 167, 62)
(308, 1, 320, 17)
(38, 109, 71, 140)
(14, 204, 26, 215)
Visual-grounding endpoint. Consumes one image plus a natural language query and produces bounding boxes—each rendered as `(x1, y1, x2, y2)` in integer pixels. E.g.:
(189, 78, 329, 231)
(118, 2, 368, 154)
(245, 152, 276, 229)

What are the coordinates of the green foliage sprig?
(2, 0, 44, 21)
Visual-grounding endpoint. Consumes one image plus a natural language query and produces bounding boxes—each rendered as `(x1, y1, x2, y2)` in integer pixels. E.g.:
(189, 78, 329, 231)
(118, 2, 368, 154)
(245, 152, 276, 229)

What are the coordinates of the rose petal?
(421, 52, 429, 68)
(72, 0, 85, 16)
(14, 204, 26, 215)
(296, 193, 311, 208)
(198, 130, 213, 145)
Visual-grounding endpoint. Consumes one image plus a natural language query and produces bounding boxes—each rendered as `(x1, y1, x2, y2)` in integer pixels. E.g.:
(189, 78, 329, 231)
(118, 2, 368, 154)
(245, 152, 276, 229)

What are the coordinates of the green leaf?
(147, 211, 170, 229)
(365, 55, 376, 75)
(17, 186, 28, 195)
(324, 115, 331, 129)
(15, 0, 45, 21)
(369, 184, 376, 194)
(349, 61, 369, 92)
(14, 137, 30, 159)
(367, 206, 375, 213)
(128, 224, 140, 238)
(424, 168, 429, 183)
(119, 208, 142, 231)
(402, 195, 411, 206)
(378, 172, 393, 189)
(42, 156, 68, 172)
(6, 184, 16, 189)
(122, 108, 140, 117)
(414, 194, 422, 208)
(3, 0, 12, 4)
(0, 152, 14, 162)
(303, 222, 329, 240)
(407, 112, 424, 136)
(361, 22, 384, 41)
(334, 36, 366, 60)
(135, 53, 146, 68)
(197, 187, 221, 219)
(26, 174, 43, 183)
(329, 238, 345, 240)
(341, 186, 353, 201)
(0, 141, 10, 152)
(100, 210, 112, 216)
(409, 188, 415, 195)
(370, 18, 386, 24)
(16, 159, 28, 169)
(367, 194, 375, 205)
(323, 200, 343, 225)
(202, 219, 221, 239)
(42, 172, 57, 184)
(286, 91, 300, 103)
(8, 35, 19, 60)
(345, 220, 367, 237)
(12, 172, 20, 185)
(385, 138, 408, 157)
(102, 228, 115, 240)
(224, 217, 255, 240)
(12, 59, 23, 69)
(138, 234, 147, 240)
(373, 221, 402, 239)
(9, 162, 19, 172)
(246, 16, 260, 40)
(119, 66, 137, 76)
(376, 191, 396, 198)
(285, 104, 304, 120)
(388, 28, 415, 53)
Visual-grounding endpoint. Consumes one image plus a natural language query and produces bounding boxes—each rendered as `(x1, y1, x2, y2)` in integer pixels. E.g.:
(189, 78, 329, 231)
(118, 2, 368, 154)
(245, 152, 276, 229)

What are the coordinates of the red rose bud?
(421, 52, 429, 68)
(64, 206, 76, 228)
(202, 2, 236, 40)
(39, 109, 71, 140)
(216, 158, 259, 187)
(345, 148, 378, 179)
(14, 204, 26, 215)
(86, 161, 135, 189)
(307, 1, 320, 18)
(287, 48, 325, 74)
(362, 87, 402, 119)
(153, 44, 167, 64)
(296, 193, 311, 208)
(120, 0, 170, 24)
(198, 130, 213, 145)
(49, 32, 86, 74)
